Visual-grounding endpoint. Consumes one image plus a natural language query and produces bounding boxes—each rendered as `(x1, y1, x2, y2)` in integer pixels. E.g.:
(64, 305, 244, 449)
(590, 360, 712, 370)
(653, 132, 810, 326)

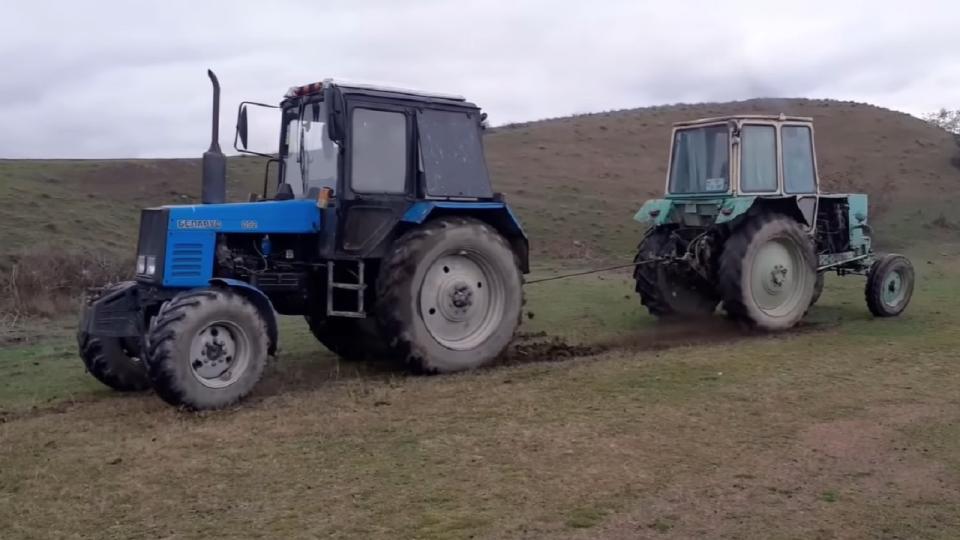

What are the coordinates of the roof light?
(285, 81, 325, 98)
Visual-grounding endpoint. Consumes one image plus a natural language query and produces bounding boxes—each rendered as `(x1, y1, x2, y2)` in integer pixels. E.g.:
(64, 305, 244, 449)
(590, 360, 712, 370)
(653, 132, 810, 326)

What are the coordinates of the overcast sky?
(1, 0, 958, 158)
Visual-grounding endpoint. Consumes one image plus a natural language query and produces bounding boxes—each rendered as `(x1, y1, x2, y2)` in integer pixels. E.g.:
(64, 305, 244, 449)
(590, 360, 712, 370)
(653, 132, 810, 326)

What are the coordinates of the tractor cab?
(666, 114, 819, 198)
(237, 80, 507, 258)
(639, 115, 824, 230)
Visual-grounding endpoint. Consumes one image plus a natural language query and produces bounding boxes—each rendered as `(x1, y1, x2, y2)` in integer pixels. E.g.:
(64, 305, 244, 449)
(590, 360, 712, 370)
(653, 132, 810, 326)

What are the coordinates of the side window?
(740, 125, 778, 192)
(782, 126, 816, 193)
(351, 108, 407, 194)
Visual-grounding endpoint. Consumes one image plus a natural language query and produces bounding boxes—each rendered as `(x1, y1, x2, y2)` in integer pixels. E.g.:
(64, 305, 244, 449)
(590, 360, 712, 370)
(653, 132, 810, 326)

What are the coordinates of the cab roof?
(285, 78, 474, 108)
(673, 114, 814, 127)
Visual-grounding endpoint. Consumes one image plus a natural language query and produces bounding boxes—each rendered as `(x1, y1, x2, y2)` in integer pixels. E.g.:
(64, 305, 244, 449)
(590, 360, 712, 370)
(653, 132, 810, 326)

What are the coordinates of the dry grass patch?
(0, 246, 130, 319)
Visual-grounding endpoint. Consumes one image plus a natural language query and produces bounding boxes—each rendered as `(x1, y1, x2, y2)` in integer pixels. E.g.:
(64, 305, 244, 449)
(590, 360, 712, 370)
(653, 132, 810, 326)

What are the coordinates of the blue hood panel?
(163, 199, 322, 234)
(158, 200, 321, 288)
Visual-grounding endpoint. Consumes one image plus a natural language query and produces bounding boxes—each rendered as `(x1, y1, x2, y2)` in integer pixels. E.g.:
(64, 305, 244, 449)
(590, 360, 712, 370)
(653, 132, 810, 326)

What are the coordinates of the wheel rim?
(881, 267, 907, 308)
(749, 237, 809, 317)
(419, 251, 506, 350)
(188, 321, 251, 389)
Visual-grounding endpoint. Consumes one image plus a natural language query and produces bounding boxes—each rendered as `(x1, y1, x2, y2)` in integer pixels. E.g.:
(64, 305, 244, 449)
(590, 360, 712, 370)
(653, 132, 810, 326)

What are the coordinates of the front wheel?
(865, 254, 914, 317)
(376, 217, 523, 374)
(145, 288, 269, 409)
(77, 332, 150, 392)
(77, 282, 150, 392)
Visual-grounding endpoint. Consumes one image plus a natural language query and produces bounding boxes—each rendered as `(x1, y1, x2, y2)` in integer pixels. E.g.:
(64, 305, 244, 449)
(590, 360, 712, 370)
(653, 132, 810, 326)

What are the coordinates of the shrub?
(0, 246, 131, 318)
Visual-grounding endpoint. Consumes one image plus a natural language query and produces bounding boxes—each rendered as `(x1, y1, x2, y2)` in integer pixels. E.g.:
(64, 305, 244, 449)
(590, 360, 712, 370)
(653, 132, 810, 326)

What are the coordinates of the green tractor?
(633, 114, 914, 329)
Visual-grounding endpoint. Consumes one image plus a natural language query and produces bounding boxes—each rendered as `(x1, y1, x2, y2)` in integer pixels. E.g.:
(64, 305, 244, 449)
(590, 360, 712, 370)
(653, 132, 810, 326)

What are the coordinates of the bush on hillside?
(0, 247, 131, 319)
(923, 109, 960, 171)
(922, 109, 960, 134)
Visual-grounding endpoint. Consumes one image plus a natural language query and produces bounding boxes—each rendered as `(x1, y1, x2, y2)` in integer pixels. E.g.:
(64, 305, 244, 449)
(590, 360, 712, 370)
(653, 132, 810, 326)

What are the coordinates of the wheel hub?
(882, 270, 905, 306)
(450, 282, 474, 309)
(750, 237, 808, 315)
(419, 253, 505, 350)
(770, 264, 788, 287)
(189, 322, 249, 389)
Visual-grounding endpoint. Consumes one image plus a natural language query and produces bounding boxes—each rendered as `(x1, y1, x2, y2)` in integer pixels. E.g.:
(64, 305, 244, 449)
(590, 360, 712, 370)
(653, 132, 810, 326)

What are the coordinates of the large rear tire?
(865, 254, 914, 317)
(305, 316, 390, 361)
(719, 213, 816, 330)
(633, 228, 718, 317)
(376, 217, 523, 374)
(145, 288, 269, 409)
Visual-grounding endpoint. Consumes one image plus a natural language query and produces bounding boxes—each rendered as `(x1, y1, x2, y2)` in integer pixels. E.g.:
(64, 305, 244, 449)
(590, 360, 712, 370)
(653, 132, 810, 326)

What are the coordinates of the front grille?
(170, 243, 204, 278)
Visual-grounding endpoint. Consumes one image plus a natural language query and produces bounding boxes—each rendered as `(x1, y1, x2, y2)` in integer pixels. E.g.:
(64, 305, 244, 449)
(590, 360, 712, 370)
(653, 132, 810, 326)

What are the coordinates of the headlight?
(137, 255, 157, 276)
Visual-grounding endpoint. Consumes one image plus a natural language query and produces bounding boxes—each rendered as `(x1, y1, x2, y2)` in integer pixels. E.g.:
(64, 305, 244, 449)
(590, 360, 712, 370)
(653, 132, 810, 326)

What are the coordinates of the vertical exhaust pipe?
(202, 69, 227, 204)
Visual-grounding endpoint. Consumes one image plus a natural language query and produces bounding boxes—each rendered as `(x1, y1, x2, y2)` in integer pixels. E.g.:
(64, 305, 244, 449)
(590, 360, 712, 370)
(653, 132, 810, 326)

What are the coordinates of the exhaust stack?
(201, 69, 226, 204)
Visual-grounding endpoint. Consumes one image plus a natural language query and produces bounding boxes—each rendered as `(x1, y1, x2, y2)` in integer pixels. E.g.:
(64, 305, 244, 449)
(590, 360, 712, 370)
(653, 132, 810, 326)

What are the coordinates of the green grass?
(522, 273, 648, 340)
(2, 253, 960, 538)
(821, 490, 840, 503)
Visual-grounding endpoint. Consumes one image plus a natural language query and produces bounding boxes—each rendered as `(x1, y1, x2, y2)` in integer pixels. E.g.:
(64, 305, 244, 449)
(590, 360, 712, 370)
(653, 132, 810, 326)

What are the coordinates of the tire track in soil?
(498, 318, 833, 367)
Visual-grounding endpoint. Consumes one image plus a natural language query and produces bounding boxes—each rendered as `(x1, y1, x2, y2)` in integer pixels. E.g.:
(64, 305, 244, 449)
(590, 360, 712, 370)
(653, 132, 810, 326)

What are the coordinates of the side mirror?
(233, 100, 280, 157)
(323, 85, 343, 142)
(237, 105, 249, 149)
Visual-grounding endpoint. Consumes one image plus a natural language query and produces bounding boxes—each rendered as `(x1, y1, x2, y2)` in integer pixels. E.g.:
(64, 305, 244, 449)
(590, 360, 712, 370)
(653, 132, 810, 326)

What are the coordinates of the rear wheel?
(865, 254, 914, 317)
(719, 213, 816, 330)
(376, 217, 523, 374)
(145, 288, 268, 409)
(633, 228, 718, 317)
(305, 316, 389, 361)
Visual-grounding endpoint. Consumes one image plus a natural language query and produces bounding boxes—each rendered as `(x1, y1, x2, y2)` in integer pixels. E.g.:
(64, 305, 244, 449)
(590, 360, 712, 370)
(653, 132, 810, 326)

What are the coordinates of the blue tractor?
(78, 72, 528, 410)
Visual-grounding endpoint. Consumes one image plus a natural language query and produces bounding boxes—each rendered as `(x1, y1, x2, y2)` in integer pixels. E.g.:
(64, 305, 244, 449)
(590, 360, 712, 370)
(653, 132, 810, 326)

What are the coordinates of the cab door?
(337, 101, 415, 257)
(781, 124, 819, 229)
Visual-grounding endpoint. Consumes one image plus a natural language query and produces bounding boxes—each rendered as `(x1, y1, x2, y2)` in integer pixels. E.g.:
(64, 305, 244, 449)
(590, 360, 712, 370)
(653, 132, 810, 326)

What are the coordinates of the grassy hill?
(1, 98, 957, 314)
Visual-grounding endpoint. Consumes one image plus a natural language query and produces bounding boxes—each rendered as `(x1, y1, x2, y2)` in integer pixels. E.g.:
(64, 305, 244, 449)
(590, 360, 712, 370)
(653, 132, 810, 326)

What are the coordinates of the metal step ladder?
(326, 260, 366, 318)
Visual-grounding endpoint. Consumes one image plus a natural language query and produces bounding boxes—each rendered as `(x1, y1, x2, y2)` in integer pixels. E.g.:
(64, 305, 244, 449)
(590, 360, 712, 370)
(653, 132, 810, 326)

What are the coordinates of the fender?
(714, 196, 759, 224)
(401, 201, 530, 273)
(728, 196, 810, 227)
(633, 198, 677, 226)
(209, 278, 279, 355)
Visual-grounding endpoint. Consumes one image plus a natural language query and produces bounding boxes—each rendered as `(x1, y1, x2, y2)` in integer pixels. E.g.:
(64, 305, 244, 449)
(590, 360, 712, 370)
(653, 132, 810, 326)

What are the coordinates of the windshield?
(281, 100, 339, 197)
(668, 125, 729, 194)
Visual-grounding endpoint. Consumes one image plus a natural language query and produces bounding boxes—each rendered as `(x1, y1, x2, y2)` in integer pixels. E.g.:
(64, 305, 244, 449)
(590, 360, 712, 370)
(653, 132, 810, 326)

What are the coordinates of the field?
(2, 99, 960, 538)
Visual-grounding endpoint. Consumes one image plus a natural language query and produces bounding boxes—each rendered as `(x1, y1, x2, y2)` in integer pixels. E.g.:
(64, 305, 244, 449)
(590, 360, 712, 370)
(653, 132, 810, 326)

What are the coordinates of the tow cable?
(525, 260, 658, 285)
